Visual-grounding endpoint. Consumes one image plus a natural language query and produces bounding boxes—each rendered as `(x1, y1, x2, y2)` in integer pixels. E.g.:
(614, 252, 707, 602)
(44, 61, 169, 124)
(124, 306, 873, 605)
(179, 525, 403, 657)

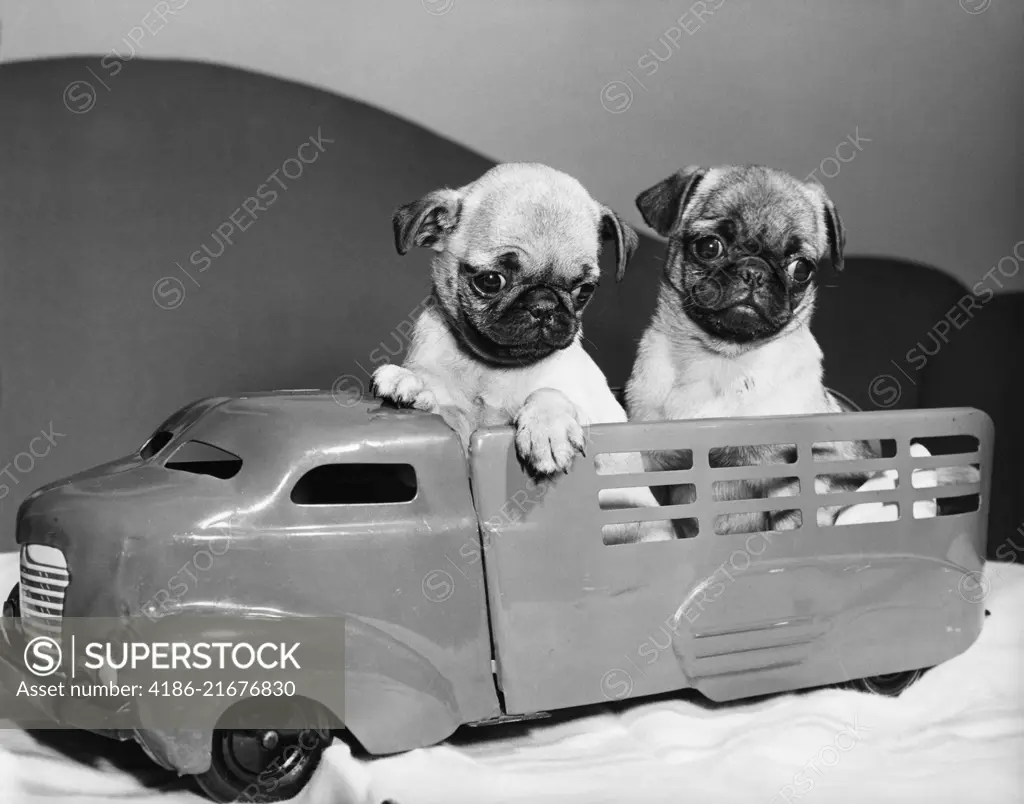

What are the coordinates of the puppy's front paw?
(371, 364, 438, 411)
(514, 389, 587, 477)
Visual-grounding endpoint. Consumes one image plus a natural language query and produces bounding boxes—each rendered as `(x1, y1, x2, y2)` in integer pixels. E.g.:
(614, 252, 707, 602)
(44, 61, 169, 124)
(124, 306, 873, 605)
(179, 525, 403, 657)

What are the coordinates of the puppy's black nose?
(736, 257, 771, 289)
(522, 287, 560, 321)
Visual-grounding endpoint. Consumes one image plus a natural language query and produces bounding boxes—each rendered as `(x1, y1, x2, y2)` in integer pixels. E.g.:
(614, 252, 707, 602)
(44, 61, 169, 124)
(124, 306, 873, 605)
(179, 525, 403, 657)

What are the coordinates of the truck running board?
(466, 712, 552, 728)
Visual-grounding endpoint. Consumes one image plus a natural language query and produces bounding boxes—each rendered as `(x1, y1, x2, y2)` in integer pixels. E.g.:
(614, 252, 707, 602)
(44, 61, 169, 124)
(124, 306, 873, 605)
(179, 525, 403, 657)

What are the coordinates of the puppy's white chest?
(689, 363, 827, 422)
(466, 368, 549, 427)
(688, 362, 778, 418)
(721, 370, 759, 399)
(635, 324, 826, 422)
(472, 391, 512, 427)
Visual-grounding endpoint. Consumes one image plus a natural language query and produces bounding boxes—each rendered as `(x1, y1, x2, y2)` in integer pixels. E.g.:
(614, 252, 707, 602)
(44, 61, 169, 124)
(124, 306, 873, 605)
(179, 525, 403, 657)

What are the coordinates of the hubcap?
(860, 669, 922, 695)
(219, 728, 321, 784)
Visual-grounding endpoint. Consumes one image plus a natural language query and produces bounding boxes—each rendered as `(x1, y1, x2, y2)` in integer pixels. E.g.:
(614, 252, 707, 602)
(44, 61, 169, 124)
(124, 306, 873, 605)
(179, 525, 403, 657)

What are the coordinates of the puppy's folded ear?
(600, 207, 639, 282)
(805, 181, 847, 272)
(392, 189, 462, 255)
(822, 197, 846, 272)
(635, 166, 708, 237)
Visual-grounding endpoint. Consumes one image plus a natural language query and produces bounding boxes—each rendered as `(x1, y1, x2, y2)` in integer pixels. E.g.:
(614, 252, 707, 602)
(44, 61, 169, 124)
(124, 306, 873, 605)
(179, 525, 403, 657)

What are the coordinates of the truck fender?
(128, 608, 465, 756)
(343, 615, 463, 754)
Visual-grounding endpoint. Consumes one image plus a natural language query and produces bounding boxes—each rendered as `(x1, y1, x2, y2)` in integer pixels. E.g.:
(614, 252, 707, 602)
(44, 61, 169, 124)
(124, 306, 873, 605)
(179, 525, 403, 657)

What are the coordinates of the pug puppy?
(373, 163, 672, 543)
(627, 165, 979, 535)
(625, 165, 870, 535)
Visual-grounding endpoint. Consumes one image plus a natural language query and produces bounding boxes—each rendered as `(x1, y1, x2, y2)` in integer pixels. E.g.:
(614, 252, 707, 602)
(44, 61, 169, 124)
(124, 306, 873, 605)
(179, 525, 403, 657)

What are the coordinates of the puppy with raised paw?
(373, 163, 673, 541)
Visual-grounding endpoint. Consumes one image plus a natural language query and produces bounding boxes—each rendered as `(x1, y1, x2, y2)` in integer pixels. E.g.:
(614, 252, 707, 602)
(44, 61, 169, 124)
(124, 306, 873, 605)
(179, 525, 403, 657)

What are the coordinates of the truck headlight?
(25, 543, 67, 568)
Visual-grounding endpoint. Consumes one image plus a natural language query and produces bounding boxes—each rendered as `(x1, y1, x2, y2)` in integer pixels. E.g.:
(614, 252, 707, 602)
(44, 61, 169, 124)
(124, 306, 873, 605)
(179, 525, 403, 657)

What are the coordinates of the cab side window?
(290, 463, 417, 505)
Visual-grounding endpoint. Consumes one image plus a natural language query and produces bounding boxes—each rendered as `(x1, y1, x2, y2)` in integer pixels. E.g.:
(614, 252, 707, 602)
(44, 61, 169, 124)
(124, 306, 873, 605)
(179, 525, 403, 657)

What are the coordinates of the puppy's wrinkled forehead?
(694, 167, 823, 253)
(455, 165, 602, 269)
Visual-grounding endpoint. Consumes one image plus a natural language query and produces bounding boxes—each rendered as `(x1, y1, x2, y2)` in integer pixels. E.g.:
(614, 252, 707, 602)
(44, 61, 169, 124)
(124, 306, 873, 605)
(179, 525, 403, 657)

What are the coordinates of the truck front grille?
(19, 545, 69, 640)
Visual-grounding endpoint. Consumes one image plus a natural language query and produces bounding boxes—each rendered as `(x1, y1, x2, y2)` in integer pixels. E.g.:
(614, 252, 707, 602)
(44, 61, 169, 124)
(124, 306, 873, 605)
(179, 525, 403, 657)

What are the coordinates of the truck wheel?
(195, 700, 333, 803)
(853, 669, 923, 696)
(3, 583, 19, 619)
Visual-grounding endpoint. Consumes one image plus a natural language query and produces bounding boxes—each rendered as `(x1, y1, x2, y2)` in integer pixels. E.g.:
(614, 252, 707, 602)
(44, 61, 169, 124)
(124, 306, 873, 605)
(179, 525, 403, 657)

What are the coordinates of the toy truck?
(0, 392, 992, 801)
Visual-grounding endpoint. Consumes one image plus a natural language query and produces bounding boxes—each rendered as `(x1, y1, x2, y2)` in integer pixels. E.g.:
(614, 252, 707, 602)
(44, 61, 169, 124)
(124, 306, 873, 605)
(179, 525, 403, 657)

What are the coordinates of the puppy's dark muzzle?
(522, 287, 560, 322)
(714, 256, 782, 316)
(522, 287, 575, 346)
(735, 256, 773, 289)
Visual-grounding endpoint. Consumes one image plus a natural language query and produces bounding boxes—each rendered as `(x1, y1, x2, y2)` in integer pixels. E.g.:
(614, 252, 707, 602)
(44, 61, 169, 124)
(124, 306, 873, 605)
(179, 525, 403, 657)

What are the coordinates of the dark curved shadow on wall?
(0, 57, 1018, 557)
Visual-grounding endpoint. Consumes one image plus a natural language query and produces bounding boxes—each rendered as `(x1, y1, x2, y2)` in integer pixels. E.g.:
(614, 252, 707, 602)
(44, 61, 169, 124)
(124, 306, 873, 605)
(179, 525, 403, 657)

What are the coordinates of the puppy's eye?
(788, 258, 815, 284)
(472, 271, 506, 295)
(573, 283, 597, 306)
(693, 235, 724, 261)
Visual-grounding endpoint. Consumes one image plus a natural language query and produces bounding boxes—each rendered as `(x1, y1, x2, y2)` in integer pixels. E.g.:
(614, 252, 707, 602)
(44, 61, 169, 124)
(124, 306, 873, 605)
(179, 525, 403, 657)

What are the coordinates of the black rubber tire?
(3, 583, 19, 619)
(194, 700, 333, 803)
(853, 669, 923, 696)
